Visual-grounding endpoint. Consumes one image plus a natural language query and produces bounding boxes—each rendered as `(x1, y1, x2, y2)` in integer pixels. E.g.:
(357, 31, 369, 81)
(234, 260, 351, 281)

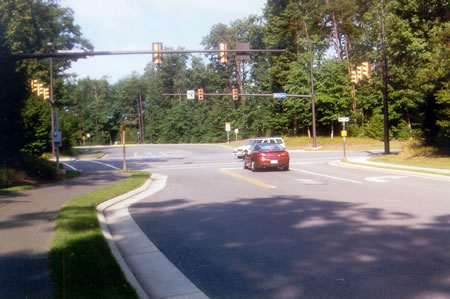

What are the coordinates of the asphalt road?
(66, 145, 450, 298)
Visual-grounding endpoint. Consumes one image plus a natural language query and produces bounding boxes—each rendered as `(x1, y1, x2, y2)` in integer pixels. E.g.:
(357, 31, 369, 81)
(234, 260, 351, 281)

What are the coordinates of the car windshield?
(249, 139, 263, 145)
(253, 144, 283, 151)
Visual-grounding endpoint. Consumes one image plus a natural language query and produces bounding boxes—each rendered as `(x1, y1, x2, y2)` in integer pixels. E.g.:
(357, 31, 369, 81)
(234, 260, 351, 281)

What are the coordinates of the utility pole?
(48, 42, 55, 158)
(381, 0, 390, 154)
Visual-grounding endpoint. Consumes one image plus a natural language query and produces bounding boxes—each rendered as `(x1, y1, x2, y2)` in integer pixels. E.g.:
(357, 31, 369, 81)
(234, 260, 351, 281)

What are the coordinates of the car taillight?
(281, 151, 289, 157)
(258, 152, 266, 157)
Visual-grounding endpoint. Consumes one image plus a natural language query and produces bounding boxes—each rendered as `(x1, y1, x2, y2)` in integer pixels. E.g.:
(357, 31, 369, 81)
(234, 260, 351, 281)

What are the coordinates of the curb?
(97, 174, 208, 299)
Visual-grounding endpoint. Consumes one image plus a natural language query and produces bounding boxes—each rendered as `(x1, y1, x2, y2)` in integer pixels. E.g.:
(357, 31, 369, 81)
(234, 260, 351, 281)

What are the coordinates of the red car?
(243, 143, 289, 171)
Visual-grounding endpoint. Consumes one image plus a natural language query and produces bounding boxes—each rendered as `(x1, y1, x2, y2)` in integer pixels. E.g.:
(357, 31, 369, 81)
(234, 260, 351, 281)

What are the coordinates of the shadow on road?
(130, 195, 450, 298)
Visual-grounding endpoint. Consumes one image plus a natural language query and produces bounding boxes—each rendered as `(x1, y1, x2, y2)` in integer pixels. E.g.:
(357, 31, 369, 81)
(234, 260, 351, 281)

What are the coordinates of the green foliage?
(49, 170, 149, 299)
(1, 0, 448, 154)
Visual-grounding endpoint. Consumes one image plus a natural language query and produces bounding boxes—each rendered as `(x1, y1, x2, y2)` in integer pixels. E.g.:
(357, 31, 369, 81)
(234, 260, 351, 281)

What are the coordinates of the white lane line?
(62, 162, 78, 171)
(86, 160, 120, 170)
(134, 152, 138, 158)
(365, 176, 407, 183)
(291, 168, 362, 184)
(296, 179, 323, 185)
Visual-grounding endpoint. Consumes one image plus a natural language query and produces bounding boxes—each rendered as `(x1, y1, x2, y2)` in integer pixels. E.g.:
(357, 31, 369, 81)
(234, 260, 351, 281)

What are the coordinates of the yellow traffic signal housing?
(219, 42, 228, 64)
(31, 80, 39, 94)
(38, 83, 45, 96)
(361, 62, 371, 78)
(152, 42, 163, 66)
(43, 88, 50, 100)
(232, 88, 238, 100)
(356, 66, 363, 81)
(198, 88, 204, 100)
(351, 71, 359, 84)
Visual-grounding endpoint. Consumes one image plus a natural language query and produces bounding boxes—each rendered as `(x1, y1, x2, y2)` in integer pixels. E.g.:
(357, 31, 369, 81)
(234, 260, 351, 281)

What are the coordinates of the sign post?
(234, 128, 239, 141)
(339, 117, 350, 159)
(121, 125, 126, 171)
(225, 122, 231, 144)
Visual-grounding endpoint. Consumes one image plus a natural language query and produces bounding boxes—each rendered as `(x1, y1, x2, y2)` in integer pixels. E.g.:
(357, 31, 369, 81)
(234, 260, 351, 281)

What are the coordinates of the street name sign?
(339, 117, 350, 122)
(273, 92, 287, 99)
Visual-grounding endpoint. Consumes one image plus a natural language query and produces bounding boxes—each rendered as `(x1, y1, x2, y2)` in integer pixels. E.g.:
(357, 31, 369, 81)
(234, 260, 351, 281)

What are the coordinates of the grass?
(71, 148, 105, 159)
(0, 169, 80, 194)
(49, 170, 150, 299)
(369, 142, 450, 170)
(228, 136, 404, 150)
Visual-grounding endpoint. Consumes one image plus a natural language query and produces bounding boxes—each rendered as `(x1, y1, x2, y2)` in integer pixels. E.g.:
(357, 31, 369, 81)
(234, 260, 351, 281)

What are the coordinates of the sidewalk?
(0, 170, 129, 298)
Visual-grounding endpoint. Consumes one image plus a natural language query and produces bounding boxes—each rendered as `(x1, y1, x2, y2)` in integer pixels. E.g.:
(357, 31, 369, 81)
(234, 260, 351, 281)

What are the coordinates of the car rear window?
(254, 144, 283, 151)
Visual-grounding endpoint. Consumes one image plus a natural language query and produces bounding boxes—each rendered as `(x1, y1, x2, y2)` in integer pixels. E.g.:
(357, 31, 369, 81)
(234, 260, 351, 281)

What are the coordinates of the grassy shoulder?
(227, 136, 404, 150)
(49, 170, 150, 299)
(369, 143, 450, 170)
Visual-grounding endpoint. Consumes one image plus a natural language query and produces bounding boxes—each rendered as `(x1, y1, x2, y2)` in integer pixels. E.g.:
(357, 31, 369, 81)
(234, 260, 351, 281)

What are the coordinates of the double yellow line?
(220, 169, 275, 189)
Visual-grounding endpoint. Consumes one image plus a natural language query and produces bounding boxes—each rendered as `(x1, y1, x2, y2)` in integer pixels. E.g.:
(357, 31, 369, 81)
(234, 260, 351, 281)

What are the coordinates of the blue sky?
(59, 0, 267, 83)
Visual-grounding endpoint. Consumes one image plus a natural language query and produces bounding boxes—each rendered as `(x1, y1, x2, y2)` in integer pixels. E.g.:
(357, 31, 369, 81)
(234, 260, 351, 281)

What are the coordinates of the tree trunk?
(331, 10, 342, 60)
(331, 121, 334, 138)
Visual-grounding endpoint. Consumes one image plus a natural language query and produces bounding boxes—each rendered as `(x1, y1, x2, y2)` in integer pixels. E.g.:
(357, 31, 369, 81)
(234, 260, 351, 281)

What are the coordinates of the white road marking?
(291, 168, 362, 184)
(365, 176, 408, 183)
(134, 152, 138, 158)
(62, 162, 78, 171)
(86, 160, 120, 170)
(296, 179, 322, 185)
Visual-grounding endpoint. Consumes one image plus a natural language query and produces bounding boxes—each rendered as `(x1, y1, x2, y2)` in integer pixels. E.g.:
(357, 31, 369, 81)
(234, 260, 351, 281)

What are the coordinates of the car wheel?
(251, 160, 257, 172)
(284, 165, 289, 171)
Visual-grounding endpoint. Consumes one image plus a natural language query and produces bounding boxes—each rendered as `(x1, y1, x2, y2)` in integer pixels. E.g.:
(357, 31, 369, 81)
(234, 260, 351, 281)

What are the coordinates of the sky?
(59, 0, 268, 83)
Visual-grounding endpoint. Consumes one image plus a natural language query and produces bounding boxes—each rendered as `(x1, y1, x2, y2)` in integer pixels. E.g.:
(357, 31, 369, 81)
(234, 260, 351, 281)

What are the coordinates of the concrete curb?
(97, 174, 208, 299)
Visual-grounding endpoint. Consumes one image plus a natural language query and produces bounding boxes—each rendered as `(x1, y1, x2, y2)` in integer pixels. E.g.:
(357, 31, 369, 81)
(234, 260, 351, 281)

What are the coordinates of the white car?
(233, 139, 264, 159)
(233, 137, 285, 158)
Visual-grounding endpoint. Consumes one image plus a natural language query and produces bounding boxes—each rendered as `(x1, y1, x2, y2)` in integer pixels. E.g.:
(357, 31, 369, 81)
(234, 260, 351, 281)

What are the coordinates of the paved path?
(0, 170, 129, 299)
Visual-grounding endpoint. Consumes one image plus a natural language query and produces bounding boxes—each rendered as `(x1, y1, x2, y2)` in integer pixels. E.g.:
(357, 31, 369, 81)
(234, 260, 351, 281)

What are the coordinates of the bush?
(0, 168, 27, 188)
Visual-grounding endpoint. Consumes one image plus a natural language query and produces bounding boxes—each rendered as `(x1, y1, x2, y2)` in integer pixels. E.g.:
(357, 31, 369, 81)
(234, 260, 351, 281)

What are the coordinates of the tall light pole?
(47, 42, 55, 158)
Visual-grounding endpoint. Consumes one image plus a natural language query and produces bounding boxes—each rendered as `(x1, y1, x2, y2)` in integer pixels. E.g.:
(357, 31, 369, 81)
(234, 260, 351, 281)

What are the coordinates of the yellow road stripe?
(220, 169, 275, 189)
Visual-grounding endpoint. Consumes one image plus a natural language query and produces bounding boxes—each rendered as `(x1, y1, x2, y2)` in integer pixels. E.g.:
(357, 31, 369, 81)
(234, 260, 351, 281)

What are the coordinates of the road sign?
(339, 117, 350, 122)
(187, 90, 195, 100)
(225, 122, 231, 132)
(273, 92, 287, 99)
(234, 128, 239, 134)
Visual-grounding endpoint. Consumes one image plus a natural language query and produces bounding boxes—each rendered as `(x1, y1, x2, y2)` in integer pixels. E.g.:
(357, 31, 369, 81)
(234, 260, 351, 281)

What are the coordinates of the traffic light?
(361, 62, 371, 79)
(351, 71, 359, 84)
(31, 80, 39, 94)
(198, 88, 204, 100)
(43, 88, 50, 100)
(219, 41, 228, 64)
(356, 66, 363, 81)
(152, 42, 163, 66)
(232, 88, 238, 100)
(38, 83, 45, 96)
